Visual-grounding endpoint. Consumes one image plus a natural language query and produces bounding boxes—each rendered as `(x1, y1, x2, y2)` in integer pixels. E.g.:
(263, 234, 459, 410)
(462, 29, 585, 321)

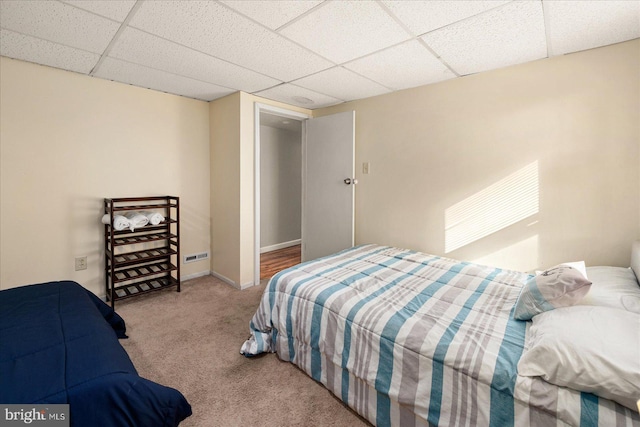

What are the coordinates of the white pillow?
(536, 260, 588, 279)
(579, 266, 640, 314)
(560, 261, 588, 279)
(514, 265, 591, 320)
(518, 305, 640, 410)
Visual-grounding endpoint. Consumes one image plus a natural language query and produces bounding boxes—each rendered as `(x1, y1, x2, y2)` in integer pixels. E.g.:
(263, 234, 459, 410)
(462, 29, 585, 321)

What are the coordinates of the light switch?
(362, 162, 370, 174)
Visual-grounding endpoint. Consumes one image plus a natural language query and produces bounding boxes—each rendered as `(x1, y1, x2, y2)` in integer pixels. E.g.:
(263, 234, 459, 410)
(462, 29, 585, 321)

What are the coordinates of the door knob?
(344, 178, 358, 185)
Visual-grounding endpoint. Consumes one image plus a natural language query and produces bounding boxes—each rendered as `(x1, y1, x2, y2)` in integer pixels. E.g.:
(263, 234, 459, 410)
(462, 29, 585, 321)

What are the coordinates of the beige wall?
(316, 40, 640, 271)
(0, 57, 211, 296)
(209, 92, 241, 285)
(2, 39, 638, 296)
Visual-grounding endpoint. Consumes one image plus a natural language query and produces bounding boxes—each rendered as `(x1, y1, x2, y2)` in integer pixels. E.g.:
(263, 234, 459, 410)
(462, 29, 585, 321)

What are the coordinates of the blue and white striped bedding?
(241, 245, 640, 426)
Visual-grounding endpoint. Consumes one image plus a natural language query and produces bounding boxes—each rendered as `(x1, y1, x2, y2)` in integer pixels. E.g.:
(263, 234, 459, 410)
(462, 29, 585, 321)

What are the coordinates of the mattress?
(242, 244, 640, 426)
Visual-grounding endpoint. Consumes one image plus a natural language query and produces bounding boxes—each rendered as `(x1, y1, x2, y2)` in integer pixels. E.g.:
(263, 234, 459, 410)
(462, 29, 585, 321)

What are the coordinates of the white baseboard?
(239, 281, 257, 290)
(260, 239, 301, 254)
(210, 270, 240, 289)
(182, 270, 211, 281)
(210, 271, 259, 290)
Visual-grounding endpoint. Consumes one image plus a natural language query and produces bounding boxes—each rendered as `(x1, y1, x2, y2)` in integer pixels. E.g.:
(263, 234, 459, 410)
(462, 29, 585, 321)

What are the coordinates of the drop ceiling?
(1, 0, 638, 109)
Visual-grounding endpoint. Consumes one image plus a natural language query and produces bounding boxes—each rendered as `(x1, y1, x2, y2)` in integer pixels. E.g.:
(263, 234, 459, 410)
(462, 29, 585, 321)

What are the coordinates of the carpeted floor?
(116, 275, 371, 427)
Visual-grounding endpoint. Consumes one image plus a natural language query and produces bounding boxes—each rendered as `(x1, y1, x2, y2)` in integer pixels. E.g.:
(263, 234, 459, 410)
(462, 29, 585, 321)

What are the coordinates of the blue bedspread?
(0, 280, 192, 426)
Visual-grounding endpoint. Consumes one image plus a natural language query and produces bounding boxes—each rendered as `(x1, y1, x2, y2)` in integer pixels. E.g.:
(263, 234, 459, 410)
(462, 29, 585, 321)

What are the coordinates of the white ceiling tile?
(60, 0, 136, 22)
(280, 0, 411, 64)
(255, 84, 343, 109)
(422, 1, 547, 76)
(1, 0, 635, 105)
(108, 28, 280, 92)
(345, 40, 455, 91)
(94, 57, 235, 101)
(128, 0, 332, 82)
(0, 0, 121, 54)
(382, 0, 511, 36)
(0, 29, 100, 74)
(545, 0, 640, 56)
(220, 0, 323, 30)
(293, 67, 391, 101)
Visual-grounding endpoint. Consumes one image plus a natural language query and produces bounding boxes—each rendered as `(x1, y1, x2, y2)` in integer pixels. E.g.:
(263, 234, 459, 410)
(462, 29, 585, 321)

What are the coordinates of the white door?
(303, 111, 355, 262)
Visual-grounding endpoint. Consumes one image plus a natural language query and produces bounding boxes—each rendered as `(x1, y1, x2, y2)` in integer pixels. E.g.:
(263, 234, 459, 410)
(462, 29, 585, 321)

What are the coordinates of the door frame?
(254, 103, 310, 286)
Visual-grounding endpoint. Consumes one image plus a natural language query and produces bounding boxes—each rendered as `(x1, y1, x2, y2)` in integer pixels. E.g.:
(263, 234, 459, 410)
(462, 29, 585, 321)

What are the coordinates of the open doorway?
(254, 104, 310, 285)
(259, 112, 302, 280)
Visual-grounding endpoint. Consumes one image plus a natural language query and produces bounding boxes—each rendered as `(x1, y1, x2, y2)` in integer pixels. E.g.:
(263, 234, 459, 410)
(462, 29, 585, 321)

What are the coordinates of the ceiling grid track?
(541, 1, 555, 58)
(89, 0, 144, 76)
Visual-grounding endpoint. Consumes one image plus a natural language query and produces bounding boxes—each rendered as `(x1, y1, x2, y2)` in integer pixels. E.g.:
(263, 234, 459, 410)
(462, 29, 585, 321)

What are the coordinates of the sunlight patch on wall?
(472, 235, 539, 273)
(445, 161, 539, 253)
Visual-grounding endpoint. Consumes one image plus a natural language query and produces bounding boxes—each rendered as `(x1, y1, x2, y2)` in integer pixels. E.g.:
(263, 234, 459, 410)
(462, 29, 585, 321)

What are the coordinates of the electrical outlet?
(75, 256, 87, 271)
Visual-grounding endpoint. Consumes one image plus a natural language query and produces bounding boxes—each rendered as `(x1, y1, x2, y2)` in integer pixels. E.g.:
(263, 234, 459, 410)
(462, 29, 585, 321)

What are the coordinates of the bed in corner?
(242, 244, 640, 426)
(0, 280, 192, 426)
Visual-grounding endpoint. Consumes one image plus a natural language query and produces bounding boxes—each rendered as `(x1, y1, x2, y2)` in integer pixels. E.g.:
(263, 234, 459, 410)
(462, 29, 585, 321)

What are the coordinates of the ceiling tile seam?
(286, 64, 392, 95)
(334, 64, 399, 92)
(338, 37, 415, 67)
(214, 0, 341, 69)
(374, 0, 463, 78)
(124, 7, 336, 85)
(251, 88, 345, 110)
(248, 81, 294, 97)
(253, 80, 339, 101)
(335, 34, 458, 82)
(338, 66, 397, 93)
(410, 0, 529, 78)
(375, 0, 418, 38)
(54, 0, 131, 25)
(118, 27, 285, 87)
(287, 81, 347, 103)
(541, 0, 555, 57)
(89, 0, 144, 76)
(93, 54, 239, 92)
(0, 26, 104, 57)
(269, 1, 416, 68)
(417, 38, 461, 78)
(414, 0, 519, 39)
(273, 0, 331, 33)
(1, 15, 316, 90)
(254, 88, 346, 110)
(272, 34, 437, 91)
(370, 0, 450, 84)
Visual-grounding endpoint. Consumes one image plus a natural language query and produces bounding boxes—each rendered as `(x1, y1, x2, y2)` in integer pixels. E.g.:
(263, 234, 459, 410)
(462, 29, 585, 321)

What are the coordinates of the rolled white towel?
(141, 211, 165, 226)
(124, 212, 149, 231)
(101, 214, 131, 231)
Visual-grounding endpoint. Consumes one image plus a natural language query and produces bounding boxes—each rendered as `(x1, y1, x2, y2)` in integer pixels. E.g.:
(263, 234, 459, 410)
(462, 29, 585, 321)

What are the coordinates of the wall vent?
(183, 251, 209, 264)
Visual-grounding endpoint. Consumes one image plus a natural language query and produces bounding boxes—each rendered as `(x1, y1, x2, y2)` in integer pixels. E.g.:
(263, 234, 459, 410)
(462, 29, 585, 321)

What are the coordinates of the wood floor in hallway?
(260, 244, 301, 280)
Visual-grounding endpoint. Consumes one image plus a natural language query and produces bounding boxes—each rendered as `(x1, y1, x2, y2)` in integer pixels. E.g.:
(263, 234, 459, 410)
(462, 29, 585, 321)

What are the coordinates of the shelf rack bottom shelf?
(109, 276, 179, 302)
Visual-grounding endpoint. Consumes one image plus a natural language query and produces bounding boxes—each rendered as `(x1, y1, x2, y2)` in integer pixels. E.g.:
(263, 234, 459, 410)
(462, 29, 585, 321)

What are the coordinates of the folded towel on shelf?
(141, 211, 165, 226)
(124, 212, 149, 231)
(101, 214, 131, 231)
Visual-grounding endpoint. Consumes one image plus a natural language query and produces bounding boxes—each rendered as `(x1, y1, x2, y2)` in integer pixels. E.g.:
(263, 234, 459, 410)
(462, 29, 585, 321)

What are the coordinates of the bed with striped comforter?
(241, 245, 640, 426)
